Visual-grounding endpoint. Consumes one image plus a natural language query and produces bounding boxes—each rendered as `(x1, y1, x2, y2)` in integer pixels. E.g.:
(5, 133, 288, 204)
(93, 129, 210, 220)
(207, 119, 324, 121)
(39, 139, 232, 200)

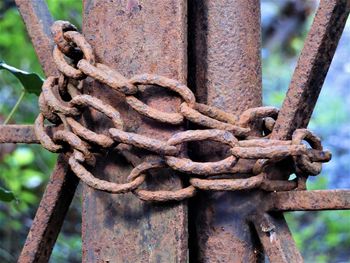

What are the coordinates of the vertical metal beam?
(188, 0, 263, 261)
(189, 0, 262, 114)
(82, 1, 188, 262)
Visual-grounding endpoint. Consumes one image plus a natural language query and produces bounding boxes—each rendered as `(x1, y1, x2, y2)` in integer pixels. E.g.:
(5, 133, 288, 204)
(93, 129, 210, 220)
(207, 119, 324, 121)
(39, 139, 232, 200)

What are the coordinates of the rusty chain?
(34, 20, 332, 202)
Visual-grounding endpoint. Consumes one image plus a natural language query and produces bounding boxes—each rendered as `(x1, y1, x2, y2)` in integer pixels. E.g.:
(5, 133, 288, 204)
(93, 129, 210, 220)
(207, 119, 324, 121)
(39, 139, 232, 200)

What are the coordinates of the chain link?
(34, 21, 332, 202)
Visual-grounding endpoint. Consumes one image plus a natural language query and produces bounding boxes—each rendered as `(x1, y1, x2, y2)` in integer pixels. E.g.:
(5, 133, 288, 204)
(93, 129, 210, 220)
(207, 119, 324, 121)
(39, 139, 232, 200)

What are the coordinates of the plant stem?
(3, 90, 25, 124)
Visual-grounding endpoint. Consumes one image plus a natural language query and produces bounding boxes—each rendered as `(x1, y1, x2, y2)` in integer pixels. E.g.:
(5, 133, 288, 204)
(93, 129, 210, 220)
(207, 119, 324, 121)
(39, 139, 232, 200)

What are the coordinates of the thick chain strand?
(34, 21, 332, 202)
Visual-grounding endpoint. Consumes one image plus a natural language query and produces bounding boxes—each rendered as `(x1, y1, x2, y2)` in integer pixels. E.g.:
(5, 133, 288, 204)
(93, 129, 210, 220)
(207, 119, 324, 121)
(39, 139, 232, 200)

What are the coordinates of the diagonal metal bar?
(271, 0, 350, 140)
(254, 2, 350, 261)
(14, 2, 81, 262)
(0, 125, 57, 144)
(252, 213, 303, 263)
(15, 0, 58, 77)
(17, 154, 79, 263)
(267, 190, 350, 211)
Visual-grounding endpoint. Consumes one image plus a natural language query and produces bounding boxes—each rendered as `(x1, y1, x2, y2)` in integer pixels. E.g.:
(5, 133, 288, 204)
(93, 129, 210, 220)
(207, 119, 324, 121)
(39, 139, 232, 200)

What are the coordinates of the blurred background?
(0, 0, 349, 262)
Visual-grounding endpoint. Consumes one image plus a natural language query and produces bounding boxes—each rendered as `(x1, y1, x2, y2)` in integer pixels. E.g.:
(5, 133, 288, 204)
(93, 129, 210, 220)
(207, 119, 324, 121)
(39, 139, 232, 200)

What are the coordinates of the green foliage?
(0, 61, 43, 95)
(0, 147, 46, 208)
(0, 1, 349, 262)
(285, 175, 350, 262)
(0, 187, 15, 202)
(262, 52, 295, 107)
(47, 0, 82, 29)
(0, 1, 82, 262)
(0, 61, 44, 124)
(51, 232, 82, 263)
(309, 89, 349, 132)
(262, 4, 350, 262)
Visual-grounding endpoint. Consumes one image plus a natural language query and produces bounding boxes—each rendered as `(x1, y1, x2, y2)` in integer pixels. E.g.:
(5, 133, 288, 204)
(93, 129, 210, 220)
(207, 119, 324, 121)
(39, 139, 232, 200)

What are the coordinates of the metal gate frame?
(0, 0, 349, 262)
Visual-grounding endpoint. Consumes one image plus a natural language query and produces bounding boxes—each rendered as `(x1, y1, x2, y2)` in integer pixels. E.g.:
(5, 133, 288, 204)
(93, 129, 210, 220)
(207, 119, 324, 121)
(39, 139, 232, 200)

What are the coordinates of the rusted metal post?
(81, 1, 188, 262)
(10, 0, 350, 262)
(188, 0, 263, 261)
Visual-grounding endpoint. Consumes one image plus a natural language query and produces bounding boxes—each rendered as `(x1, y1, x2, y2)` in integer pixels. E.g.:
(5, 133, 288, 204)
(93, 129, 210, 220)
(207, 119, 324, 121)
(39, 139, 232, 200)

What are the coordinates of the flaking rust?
(188, 0, 264, 261)
(81, 1, 189, 262)
(5, 0, 350, 262)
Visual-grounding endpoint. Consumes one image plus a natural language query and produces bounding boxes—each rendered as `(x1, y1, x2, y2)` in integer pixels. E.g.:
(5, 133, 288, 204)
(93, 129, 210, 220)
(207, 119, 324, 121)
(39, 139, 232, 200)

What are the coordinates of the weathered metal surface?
(8, 0, 350, 262)
(255, 1, 350, 261)
(188, 0, 263, 261)
(188, 0, 262, 114)
(81, 0, 188, 261)
(253, 213, 303, 263)
(17, 154, 79, 263)
(268, 190, 350, 211)
(14, 3, 81, 263)
(36, 22, 332, 206)
(271, 0, 350, 140)
(15, 0, 57, 76)
(0, 125, 38, 144)
(0, 124, 60, 144)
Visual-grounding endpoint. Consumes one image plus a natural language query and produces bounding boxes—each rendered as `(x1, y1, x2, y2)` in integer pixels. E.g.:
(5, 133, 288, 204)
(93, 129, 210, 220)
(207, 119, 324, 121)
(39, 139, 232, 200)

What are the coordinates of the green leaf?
(0, 187, 15, 202)
(0, 61, 43, 95)
(12, 148, 35, 166)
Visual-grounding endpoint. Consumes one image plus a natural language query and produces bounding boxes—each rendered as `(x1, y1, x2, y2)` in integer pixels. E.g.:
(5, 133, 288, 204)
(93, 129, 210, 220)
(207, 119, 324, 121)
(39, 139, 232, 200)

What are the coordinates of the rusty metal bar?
(14, 2, 81, 262)
(271, 0, 350, 140)
(0, 125, 57, 144)
(0, 125, 38, 143)
(188, 0, 264, 261)
(18, 154, 79, 263)
(81, 1, 188, 261)
(253, 213, 303, 263)
(268, 190, 350, 211)
(15, 0, 58, 76)
(255, 1, 350, 260)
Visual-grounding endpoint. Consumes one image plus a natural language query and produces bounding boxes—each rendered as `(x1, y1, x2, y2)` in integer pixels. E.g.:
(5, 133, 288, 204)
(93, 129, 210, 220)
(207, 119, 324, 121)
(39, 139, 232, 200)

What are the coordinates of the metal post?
(188, 0, 264, 261)
(81, 1, 188, 262)
(11, 0, 350, 262)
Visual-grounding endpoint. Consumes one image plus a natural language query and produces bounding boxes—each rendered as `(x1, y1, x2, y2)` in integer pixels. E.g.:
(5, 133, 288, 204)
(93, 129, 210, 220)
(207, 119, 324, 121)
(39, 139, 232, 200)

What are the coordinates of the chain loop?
(238, 106, 279, 128)
(70, 95, 124, 129)
(180, 102, 250, 137)
(124, 74, 196, 124)
(69, 150, 146, 193)
(33, 20, 333, 202)
(53, 46, 85, 79)
(63, 31, 95, 65)
(67, 117, 114, 148)
(77, 60, 137, 95)
(292, 129, 326, 176)
(109, 129, 179, 156)
(51, 20, 81, 58)
(34, 113, 63, 152)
